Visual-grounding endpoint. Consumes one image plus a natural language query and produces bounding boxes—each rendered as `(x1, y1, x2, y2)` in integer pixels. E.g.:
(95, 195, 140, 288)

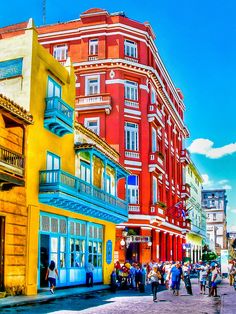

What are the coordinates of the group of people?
(111, 260, 222, 302)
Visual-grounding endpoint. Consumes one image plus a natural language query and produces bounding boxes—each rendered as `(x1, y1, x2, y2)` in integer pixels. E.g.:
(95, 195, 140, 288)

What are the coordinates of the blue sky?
(1, 0, 235, 229)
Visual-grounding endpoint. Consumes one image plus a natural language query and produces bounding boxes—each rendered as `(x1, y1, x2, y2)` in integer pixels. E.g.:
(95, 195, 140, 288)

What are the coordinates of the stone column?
(152, 229, 160, 262)
(140, 227, 152, 264)
(173, 234, 177, 261)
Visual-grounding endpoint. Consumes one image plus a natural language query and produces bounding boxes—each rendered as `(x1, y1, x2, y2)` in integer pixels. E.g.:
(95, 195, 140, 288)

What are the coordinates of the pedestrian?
(169, 261, 183, 296)
(228, 260, 236, 286)
(129, 263, 136, 289)
(45, 260, 59, 294)
(183, 262, 193, 295)
(199, 266, 207, 294)
(148, 264, 161, 302)
(210, 265, 219, 297)
(110, 268, 118, 293)
(139, 265, 146, 293)
(85, 260, 94, 287)
(135, 264, 142, 291)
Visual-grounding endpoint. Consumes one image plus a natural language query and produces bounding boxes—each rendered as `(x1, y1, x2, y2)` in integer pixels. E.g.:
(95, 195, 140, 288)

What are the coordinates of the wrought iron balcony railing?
(0, 145, 24, 176)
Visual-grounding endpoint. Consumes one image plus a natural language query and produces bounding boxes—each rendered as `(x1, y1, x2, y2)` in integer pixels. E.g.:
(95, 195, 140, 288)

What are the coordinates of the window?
(151, 88, 156, 104)
(85, 76, 100, 95)
(125, 122, 139, 151)
(46, 152, 60, 183)
(153, 176, 158, 204)
(53, 45, 68, 61)
(152, 128, 157, 152)
(128, 175, 139, 204)
(89, 39, 98, 55)
(84, 118, 100, 135)
(125, 81, 138, 101)
(80, 161, 91, 184)
(213, 213, 216, 220)
(47, 77, 61, 98)
(124, 39, 137, 58)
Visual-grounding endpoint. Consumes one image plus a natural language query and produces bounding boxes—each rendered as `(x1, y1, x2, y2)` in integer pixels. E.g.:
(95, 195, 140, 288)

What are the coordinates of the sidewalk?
(0, 284, 110, 309)
(220, 279, 236, 314)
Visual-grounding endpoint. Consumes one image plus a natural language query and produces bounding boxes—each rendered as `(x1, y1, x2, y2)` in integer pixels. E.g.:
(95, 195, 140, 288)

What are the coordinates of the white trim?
(105, 79, 125, 85)
(124, 160, 142, 166)
(125, 167, 142, 171)
(80, 72, 106, 77)
(139, 84, 149, 92)
(140, 226, 152, 230)
(75, 83, 80, 87)
(124, 114, 141, 120)
(124, 108, 141, 116)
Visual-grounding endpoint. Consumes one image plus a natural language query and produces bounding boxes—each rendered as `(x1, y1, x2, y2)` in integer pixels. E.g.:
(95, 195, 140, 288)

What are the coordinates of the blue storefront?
(39, 213, 103, 288)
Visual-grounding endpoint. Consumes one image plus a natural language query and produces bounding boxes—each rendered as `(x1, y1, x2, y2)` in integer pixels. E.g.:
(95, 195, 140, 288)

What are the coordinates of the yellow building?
(0, 94, 33, 295)
(0, 19, 128, 295)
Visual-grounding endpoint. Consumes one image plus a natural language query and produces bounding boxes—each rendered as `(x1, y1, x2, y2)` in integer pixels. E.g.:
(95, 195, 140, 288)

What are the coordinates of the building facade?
(0, 19, 128, 295)
(38, 8, 190, 264)
(0, 94, 33, 294)
(202, 189, 227, 255)
(185, 160, 206, 263)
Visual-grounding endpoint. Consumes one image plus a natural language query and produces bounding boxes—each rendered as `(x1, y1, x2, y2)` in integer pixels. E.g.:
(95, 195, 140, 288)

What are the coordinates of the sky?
(1, 0, 235, 230)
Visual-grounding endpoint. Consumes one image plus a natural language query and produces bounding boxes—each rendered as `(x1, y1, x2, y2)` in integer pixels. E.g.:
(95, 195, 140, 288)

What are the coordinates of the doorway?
(0, 217, 5, 291)
(40, 234, 49, 287)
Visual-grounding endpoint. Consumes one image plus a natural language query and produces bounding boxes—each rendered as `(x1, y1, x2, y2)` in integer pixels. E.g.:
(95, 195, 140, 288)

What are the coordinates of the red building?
(38, 8, 190, 264)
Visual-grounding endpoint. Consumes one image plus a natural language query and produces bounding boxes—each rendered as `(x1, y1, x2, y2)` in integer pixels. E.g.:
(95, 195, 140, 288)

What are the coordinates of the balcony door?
(47, 77, 61, 98)
(46, 153, 60, 183)
(0, 217, 5, 291)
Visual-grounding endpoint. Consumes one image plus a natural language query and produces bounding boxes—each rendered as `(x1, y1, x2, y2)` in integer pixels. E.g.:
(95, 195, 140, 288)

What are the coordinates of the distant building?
(185, 161, 206, 263)
(202, 189, 227, 254)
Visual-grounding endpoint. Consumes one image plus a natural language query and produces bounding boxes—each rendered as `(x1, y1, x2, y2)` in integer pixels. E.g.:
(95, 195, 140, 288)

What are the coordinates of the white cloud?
(202, 174, 213, 187)
(222, 184, 232, 190)
(229, 225, 236, 232)
(230, 209, 236, 214)
(188, 138, 236, 159)
(202, 174, 232, 190)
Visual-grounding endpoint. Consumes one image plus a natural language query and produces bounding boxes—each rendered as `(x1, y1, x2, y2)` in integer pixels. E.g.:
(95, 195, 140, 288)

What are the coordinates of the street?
(2, 279, 225, 314)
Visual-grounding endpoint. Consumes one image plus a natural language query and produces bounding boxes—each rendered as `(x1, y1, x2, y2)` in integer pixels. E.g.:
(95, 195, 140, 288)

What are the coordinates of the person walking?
(45, 260, 59, 294)
(169, 261, 183, 296)
(148, 264, 161, 302)
(183, 262, 193, 295)
(85, 261, 94, 287)
(199, 265, 207, 294)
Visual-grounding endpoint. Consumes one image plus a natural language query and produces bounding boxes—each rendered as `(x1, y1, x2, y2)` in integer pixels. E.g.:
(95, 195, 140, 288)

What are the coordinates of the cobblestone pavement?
(2, 278, 225, 314)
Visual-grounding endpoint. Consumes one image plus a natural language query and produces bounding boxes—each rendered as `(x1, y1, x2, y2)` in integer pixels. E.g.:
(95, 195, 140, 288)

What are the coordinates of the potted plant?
(157, 201, 167, 209)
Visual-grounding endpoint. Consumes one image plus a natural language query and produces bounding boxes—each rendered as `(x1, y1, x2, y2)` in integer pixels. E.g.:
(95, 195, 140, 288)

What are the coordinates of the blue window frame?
(47, 76, 61, 98)
(46, 152, 60, 183)
(80, 161, 91, 184)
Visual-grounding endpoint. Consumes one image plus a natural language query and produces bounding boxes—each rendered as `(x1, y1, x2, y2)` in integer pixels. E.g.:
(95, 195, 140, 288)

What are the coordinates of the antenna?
(42, 0, 46, 25)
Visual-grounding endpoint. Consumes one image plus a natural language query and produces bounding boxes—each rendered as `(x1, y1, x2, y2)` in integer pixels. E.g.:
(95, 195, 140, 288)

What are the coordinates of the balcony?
(124, 99, 139, 109)
(181, 183, 191, 199)
(39, 169, 128, 224)
(128, 204, 140, 213)
(76, 94, 112, 114)
(147, 104, 165, 127)
(180, 149, 191, 165)
(0, 145, 25, 189)
(44, 96, 74, 137)
(125, 151, 140, 159)
(148, 151, 165, 173)
(124, 56, 139, 63)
